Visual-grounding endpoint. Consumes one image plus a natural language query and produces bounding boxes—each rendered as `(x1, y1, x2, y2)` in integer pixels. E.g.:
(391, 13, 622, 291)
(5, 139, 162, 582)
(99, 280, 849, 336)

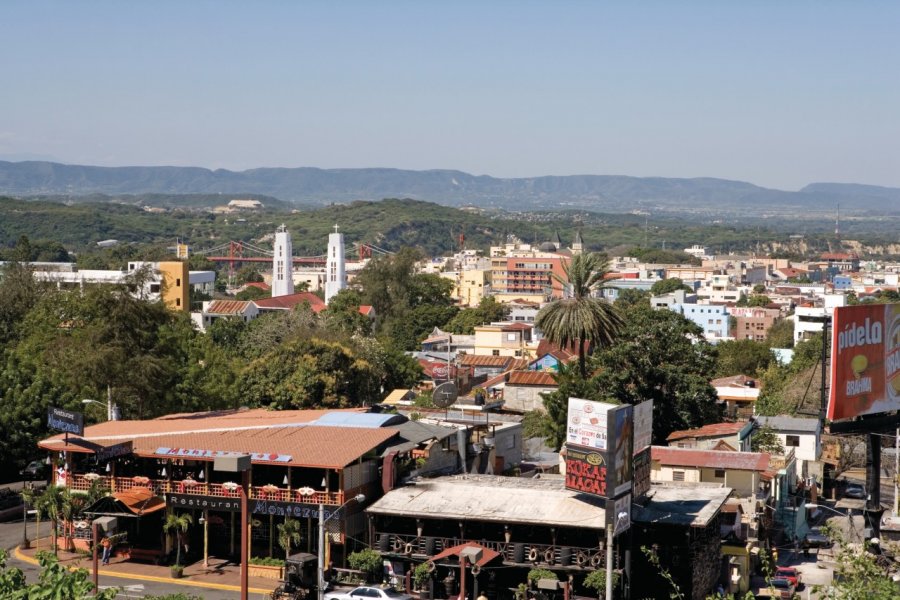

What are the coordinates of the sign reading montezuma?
(166, 493, 338, 520)
(154, 447, 292, 463)
(564, 444, 609, 497)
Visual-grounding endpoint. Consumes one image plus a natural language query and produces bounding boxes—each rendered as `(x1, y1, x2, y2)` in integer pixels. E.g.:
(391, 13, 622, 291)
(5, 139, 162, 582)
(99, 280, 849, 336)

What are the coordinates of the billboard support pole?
(819, 317, 829, 423)
(895, 428, 898, 517)
(866, 433, 882, 538)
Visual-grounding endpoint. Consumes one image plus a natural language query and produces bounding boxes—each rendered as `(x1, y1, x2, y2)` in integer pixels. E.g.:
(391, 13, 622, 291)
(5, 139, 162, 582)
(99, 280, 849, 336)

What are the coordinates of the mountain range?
(2, 160, 899, 216)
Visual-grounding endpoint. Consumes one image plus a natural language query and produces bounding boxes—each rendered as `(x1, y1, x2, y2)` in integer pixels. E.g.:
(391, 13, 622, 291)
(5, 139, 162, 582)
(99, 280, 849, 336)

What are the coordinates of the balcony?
(374, 532, 605, 570)
(67, 474, 346, 506)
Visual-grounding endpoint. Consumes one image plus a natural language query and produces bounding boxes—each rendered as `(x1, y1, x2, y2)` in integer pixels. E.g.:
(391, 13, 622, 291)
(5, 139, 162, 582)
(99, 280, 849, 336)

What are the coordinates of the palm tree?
(277, 518, 303, 561)
(36, 485, 66, 555)
(163, 512, 194, 567)
(535, 253, 623, 378)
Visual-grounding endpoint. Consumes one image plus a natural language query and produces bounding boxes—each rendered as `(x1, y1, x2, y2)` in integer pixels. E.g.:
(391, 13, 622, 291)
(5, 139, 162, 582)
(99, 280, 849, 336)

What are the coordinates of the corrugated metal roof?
(367, 474, 607, 529)
(458, 355, 514, 368)
(506, 371, 557, 387)
(754, 415, 820, 433)
(651, 446, 769, 472)
(667, 421, 748, 442)
(206, 300, 253, 315)
(632, 484, 732, 527)
(313, 412, 406, 428)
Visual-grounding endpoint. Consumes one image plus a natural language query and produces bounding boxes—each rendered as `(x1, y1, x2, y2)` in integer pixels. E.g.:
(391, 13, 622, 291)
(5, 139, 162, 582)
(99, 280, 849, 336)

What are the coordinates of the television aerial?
(432, 382, 459, 409)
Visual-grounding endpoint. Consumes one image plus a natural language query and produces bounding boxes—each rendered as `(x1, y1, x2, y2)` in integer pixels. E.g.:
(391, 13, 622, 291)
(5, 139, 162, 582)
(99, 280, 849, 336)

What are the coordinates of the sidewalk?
(14, 538, 279, 596)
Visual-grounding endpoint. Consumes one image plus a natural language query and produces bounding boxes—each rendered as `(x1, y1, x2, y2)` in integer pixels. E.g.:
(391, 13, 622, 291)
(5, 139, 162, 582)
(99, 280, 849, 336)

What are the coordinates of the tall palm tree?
(535, 253, 623, 378)
(163, 512, 194, 567)
(277, 517, 303, 561)
(36, 485, 66, 555)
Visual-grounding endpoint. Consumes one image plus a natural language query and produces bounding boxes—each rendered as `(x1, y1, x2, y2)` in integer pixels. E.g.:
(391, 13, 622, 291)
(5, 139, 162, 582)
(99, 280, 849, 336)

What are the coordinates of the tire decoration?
(576, 552, 588, 567)
(527, 547, 538, 562)
(392, 539, 403, 552)
(404, 542, 414, 555)
(543, 549, 555, 564)
(589, 553, 603, 568)
(471, 563, 482, 575)
(426, 561, 437, 573)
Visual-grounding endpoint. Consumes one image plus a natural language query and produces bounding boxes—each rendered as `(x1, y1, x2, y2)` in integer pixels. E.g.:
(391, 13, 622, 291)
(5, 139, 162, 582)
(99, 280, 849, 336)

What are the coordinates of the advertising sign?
(566, 398, 619, 450)
(95, 441, 133, 463)
(47, 407, 84, 436)
(610, 404, 634, 497)
(564, 445, 611, 497)
(167, 493, 339, 520)
(828, 304, 900, 421)
(633, 400, 653, 453)
(154, 447, 293, 463)
(632, 447, 652, 499)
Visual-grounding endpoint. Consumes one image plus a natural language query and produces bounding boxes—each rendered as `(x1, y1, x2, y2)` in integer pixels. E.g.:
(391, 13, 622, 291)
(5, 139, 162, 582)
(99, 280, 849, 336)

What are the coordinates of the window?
(786, 435, 800, 447)
(714, 469, 725, 478)
(492, 350, 500, 356)
(507, 333, 518, 341)
(175, 298, 181, 307)
(176, 278, 181, 287)
(673, 471, 685, 482)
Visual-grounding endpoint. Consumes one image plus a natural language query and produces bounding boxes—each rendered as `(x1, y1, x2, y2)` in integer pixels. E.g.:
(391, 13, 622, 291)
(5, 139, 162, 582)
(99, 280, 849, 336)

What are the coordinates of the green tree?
(323, 289, 373, 337)
(750, 425, 784, 455)
(163, 513, 194, 567)
(590, 301, 722, 443)
(714, 339, 772, 378)
(277, 518, 303, 561)
(348, 548, 383, 583)
(540, 363, 601, 450)
(747, 294, 771, 307)
(766, 318, 794, 348)
(0, 550, 119, 599)
(445, 297, 509, 334)
(535, 253, 623, 378)
(235, 286, 269, 301)
(583, 569, 619, 598)
(650, 278, 692, 295)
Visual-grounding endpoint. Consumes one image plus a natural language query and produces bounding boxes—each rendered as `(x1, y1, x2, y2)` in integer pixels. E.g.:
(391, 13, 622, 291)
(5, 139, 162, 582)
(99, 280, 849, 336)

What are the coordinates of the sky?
(2, 1, 899, 190)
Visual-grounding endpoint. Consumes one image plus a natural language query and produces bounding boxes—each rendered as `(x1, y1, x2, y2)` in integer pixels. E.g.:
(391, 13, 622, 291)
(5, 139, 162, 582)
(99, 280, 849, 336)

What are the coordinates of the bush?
(249, 556, 285, 567)
(413, 562, 432, 589)
(348, 548, 383, 581)
(527, 568, 556, 585)
(583, 569, 618, 595)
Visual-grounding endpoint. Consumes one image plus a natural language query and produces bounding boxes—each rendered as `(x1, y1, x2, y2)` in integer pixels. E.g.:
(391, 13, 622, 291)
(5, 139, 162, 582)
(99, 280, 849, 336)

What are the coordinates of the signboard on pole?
(47, 407, 84, 436)
(607, 493, 632, 536)
(828, 304, 900, 421)
(632, 447, 652, 499)
(633, 400, 653, 453)
(565, 401, 634, 499)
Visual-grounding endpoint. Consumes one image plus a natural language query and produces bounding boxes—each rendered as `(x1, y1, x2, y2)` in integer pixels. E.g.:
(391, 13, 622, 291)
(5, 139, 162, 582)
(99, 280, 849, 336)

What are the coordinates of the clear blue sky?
(2, 1, 898, 190)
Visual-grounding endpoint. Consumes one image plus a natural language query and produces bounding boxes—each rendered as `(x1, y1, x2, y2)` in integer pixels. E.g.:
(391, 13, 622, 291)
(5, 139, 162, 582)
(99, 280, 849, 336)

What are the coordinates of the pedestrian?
(715, 583, 725, 597)
(100, 534, 112, 565)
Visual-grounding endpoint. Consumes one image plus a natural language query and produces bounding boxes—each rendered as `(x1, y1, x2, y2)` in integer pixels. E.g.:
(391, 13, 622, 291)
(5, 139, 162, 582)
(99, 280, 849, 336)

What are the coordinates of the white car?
(324, 587, 413, 600)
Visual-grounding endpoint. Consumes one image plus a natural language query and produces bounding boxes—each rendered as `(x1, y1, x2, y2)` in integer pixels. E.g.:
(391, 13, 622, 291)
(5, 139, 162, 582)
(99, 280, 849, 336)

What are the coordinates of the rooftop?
(253, 292, 324, 310)
(651, 446, 770, 472)
(206, 300, 253, 315)
(666, 421, 748, 442)
(631, 483, 733, 528)
(754, 415, 820, 433)
(506, 370, 557, 387)
(367, 474, 607, 530)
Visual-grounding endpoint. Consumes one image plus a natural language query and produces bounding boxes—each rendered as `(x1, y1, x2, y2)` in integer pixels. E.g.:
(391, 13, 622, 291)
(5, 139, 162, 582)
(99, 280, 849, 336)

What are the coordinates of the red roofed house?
(502, 370, 558, 413)
(253, 291, 325, 312)
(666, 421, 751, 451)
(200, 299, 259, 330)
(711, 375, 761, 420)
(651, 446, 770, 496)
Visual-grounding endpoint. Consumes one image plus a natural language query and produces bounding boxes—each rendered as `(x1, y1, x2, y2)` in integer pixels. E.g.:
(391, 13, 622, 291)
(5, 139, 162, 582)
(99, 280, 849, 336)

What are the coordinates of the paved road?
(0, 515, 267, 598)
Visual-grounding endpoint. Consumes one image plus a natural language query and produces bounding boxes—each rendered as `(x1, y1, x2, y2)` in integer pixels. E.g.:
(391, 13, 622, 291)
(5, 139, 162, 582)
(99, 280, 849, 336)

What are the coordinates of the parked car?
(324, 587, 413, 600)
(774, 566, 802, 589)
(844, 482, 866, 499)
(20, 460, 48, 481)
(804, 526, 833, 549)
(769, 577, 797, 599)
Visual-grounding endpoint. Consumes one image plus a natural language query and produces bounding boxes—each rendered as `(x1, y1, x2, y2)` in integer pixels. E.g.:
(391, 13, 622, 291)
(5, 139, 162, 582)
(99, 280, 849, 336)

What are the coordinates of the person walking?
(100, 534, 112, 565)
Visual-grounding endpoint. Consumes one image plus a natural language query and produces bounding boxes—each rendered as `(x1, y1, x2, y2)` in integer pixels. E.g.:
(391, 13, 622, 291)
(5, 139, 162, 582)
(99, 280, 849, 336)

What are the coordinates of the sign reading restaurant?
(47, 407, 84, 437)
(167, 493, 338, 520)
(154, 447, 292, 463)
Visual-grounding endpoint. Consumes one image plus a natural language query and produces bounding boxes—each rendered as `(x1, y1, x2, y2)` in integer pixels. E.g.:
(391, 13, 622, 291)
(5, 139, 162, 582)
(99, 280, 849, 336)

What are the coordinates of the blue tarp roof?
(314, 412, 407, 428)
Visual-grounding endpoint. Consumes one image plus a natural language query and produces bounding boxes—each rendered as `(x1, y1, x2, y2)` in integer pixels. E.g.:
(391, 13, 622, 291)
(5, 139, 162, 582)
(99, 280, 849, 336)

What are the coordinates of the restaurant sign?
(47, 407, 84, 436)
(154, 448, 292, 463)
(167, 493, 337, 520)
(564, 445, 611, 497)
(95, 441, 133, 463)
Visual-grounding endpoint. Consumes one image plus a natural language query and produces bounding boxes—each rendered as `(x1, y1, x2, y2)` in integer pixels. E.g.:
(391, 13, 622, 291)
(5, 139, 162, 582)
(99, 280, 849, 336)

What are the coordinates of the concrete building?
(671, 303, 730, 341)
(751, 415, 822, 479)
(473, 322, 534, 357)
(325, 225, 346, 305)
(666, 422, 749, 451)
(271, 224, 294, 297)
(711, 375, 761, 420)
(650, 446, 769, 497)
(730, 307, 781, 342)
(502, 370, 557, 413)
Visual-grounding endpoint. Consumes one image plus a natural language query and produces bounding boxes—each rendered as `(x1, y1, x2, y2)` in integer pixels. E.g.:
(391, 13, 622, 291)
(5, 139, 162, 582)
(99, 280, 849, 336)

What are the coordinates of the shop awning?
(431, 542, 500, 567)
(85, 487, 166, 518)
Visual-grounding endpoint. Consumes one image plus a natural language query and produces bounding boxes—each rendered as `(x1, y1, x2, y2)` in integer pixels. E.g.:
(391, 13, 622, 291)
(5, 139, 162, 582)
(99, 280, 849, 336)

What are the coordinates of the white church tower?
(272, 224, 294, 297)
(325, 224, 346, 304)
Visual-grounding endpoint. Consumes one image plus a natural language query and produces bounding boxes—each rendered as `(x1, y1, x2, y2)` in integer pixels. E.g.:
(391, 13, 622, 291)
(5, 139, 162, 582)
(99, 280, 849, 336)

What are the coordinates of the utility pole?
(895, 428, 899, 516)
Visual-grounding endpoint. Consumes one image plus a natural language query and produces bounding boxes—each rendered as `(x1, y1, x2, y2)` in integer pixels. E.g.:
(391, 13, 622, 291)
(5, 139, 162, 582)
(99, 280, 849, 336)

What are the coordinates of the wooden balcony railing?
(374, 532, 605, 570)
(66, 474, 345, 505)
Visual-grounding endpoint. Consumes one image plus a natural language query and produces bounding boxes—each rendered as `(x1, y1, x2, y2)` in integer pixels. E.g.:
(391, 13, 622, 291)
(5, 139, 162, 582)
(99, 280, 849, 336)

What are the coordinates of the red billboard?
(828, 304, 900, 421)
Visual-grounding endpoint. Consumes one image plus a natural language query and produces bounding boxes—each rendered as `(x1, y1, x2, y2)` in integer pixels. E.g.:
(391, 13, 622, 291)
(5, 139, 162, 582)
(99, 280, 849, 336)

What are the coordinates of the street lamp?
(82, 385, 118, 421)
(606, 511, 628, 600)
(319, 494, 366, 600)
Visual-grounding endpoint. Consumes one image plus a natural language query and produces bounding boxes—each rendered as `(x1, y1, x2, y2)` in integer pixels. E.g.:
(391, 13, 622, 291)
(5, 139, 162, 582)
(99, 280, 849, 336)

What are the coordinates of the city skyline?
(3, 1, 899, 191)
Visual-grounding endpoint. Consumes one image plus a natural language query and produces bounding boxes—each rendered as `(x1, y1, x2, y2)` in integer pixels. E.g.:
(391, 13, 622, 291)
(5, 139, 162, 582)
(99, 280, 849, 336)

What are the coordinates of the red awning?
(430, 542, 500, 567)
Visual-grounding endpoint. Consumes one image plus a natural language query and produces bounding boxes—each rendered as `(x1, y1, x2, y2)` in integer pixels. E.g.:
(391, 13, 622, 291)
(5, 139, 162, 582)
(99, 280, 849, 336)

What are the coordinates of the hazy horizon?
(3, 1, 898, 191)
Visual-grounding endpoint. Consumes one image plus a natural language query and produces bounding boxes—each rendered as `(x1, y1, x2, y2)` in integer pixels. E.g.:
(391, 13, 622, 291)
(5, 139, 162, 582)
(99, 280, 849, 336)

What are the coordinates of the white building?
(751, 415, 822, 479)
(325, 225, 346, 304)
(271, 224, 294, 298)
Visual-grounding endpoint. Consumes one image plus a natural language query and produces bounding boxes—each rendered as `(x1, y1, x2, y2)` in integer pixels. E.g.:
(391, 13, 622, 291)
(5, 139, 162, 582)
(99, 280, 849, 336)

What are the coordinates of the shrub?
(583, 569, 618, 595)
(348, 548, 383, 581)
(527, 568, 556, 585)
(413, 562, 432, 589)
(249, 556, 285, 567)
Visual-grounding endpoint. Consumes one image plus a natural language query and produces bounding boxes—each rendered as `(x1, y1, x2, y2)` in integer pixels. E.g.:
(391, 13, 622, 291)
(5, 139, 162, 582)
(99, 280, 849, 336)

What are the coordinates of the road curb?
(13, 545, 273, 594)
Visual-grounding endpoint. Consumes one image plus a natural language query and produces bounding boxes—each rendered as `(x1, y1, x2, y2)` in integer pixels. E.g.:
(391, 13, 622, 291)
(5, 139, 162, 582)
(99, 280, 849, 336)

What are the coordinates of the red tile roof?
(245, 282, 271, 291)
(711, 375, 757, 388)
(254, 292, 325, 310)
(506, 370, 557, 387)
(667, 421, 748, 442)
(535, 339, 579, 361)
(651, 446, 769, 472)
(206, 300, 253, 315)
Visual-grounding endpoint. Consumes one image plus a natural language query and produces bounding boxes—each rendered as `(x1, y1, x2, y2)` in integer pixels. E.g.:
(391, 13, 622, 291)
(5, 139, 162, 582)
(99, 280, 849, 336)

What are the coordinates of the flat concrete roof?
(631, 484, 732, 528)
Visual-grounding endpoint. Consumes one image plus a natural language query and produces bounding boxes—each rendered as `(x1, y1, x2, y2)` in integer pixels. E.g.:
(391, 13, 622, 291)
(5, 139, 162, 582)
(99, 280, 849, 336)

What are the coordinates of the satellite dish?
(433, 382, 459, 409)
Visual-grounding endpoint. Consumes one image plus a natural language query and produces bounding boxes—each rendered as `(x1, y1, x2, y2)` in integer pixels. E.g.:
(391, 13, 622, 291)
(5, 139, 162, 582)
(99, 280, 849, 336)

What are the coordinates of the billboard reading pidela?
(828, 304, 900, 421)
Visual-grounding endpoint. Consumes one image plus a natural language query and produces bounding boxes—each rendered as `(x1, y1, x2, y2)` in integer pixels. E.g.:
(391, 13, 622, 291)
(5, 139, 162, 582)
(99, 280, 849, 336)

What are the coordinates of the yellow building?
(473, 322, 534, 357)
(441, 269, 492, 307)
(157, 261, 190, 312)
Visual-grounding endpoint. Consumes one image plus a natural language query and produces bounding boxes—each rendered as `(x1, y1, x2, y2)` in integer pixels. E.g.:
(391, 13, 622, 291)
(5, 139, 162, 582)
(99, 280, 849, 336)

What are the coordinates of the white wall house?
(751, 416, 822, 479)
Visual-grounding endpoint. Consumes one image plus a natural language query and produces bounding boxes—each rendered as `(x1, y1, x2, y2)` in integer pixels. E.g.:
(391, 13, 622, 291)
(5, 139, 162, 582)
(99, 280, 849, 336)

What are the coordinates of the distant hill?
(1, 160, 899, 216)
